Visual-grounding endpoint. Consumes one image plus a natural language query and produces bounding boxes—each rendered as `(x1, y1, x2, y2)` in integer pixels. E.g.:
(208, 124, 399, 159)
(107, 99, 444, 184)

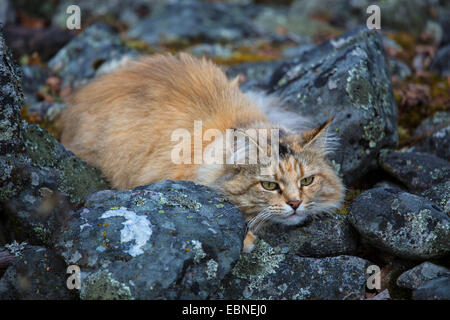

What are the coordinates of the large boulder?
(378, 150, 450, 193)
(265, 28, 398, 185)
(397, 262, 450, 290)
(53, 181, 246, 300)
(219, 239, 371, 300)
(260, 214, 358, 258)
(0, 244, 76, 300)
(0, 26, 109, 245)
(349, 188, 450, 260)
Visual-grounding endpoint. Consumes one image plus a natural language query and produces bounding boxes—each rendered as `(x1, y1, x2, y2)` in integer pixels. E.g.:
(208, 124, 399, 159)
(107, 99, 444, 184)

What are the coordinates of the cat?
(60, 53, 345, 252)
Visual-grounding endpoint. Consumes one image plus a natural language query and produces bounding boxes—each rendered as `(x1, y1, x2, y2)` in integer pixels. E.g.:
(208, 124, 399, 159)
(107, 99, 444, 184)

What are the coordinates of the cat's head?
(200, 119, 345, 232)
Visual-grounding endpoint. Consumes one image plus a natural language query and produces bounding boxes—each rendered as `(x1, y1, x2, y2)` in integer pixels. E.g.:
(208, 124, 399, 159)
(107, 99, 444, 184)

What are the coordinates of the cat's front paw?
(242, 230, 257, 253)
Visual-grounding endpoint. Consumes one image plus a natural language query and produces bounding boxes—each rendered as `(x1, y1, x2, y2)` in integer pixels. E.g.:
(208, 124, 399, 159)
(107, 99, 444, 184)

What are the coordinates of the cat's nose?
(287, 200, 301, 210)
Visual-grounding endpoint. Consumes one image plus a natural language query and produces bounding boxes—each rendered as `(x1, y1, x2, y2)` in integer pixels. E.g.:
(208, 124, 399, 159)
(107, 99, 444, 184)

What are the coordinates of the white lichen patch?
(205, 259, 219, 280)
(101, 207, 152, 257)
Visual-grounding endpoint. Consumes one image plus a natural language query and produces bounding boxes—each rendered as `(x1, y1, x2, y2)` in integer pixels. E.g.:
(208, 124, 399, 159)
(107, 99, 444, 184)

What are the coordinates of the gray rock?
(187, 43, 234, 60)
(413, 111, 450, 139)
(48, 23, 137, 89)
(53, 181, 246, 300)
(349, 188, 450, 260)
(422, 181, 450, 215)
(266, 28, 398, 185)
(430, 44, 450, 77)
(411, 126, 450, 162)
(127, 1, 261, 46)
(379, 149, 450, 193)
(52, 0, 159, 29)
(0, 0, 15, 25)
(226, 60, 283, 92)
(219, 239, 371, 300)
(26, 101, 68, 123)
(0, 245, 76, 300)
(20, 65, 49, 106)
(413, 276, 450, 300)
(260, 214, 358, 258)
(0, 27, 109, 245)
(0, 25, 24, 202)
(388, 58, 412, 81)
(397, 262, 450, 290)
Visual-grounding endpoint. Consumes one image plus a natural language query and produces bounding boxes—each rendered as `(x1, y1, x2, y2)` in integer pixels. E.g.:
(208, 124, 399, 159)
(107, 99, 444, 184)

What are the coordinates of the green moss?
(231, 239, 284, 290)
(80, 270, 134, 300)
(58, 157, 109, 203)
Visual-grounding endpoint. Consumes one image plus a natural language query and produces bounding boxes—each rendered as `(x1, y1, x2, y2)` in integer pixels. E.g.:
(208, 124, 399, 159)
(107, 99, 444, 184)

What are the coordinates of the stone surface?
(378, 150, 450, 193)
(266, 28, 398, 185)
(20, 65, 49, 106)
(349, 188, 450, 260)
(397, 262, 450, 290)
(219, 239, 371, 300)
(422, 181, 450, 215)
(0, 27, 109, 245)
(127, 1, 261, 45)
(48, 23, 137, 89)
(260, 214, 358, 258)
(411, 126, 450, 162)
(0, 245, 75, 300)
(53, 181, 246, 300)
(430, 44, 450, 77)
(226, 60, 283, 92)
(413, 111, 450, 140)
(413, 277, 450, 300)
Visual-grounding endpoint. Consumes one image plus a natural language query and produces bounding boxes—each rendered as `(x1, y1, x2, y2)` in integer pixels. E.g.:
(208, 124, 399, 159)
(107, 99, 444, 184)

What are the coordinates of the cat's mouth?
(277, 211, 308, 226)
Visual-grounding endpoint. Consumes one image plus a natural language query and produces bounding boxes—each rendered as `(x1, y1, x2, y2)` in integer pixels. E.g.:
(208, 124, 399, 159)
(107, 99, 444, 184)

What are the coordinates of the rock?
(260, 214, 358, 258)
(219, 239, 371, 300)
(282, 43, 315, 58)
(349, 188, 450, 260)
(388, 58, 412, 81)
(411, 126, 450, 162)
(0, 245, 76, 300)
(266, 28, 398, 185)
(0, 27, 109, 245)
(48, 23, 137, 89)
(53, 181, 246, 300)
(430, 44, 450, 77)
(0, 0, 15, 25)
(413, 276, 450, 300)
(397, 262, 450, 290)
(438, 9, 450, 46)
(422, 181, 450, 215)
(2, 122, 109, 245)
(3, 26, 75, 62)
(52, 0, 158, 29)
(413, 111, 450, 140)
(187, 43, 234, 60)
(20, 65, 49, 105)
(26, 101, 68, 123)
(127, 1, 262, 46)
(226, 60, 283, 92)
(0, 25, 27, 202)
(378, 150, 450, 193)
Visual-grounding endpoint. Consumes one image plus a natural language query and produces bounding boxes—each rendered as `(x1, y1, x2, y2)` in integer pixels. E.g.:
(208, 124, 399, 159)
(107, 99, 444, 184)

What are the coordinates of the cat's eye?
(261, 181, 279, 191)
(300, 176, 314, 186)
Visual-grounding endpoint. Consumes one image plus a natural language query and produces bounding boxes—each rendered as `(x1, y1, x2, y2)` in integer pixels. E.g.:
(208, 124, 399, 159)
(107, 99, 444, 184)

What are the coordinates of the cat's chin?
(274, 212, 308, 226)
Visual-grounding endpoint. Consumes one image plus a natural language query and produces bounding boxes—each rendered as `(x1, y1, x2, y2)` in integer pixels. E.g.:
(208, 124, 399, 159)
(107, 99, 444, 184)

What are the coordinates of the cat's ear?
(301, 118, 334, 153)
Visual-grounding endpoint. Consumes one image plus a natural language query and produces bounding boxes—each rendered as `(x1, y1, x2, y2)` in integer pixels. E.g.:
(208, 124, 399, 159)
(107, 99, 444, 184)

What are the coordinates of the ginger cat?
(60, 53, 344, 252)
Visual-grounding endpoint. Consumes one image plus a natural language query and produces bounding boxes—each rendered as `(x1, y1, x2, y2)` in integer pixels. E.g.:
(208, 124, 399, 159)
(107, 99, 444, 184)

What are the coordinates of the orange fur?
(60, 53, 345, 252)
